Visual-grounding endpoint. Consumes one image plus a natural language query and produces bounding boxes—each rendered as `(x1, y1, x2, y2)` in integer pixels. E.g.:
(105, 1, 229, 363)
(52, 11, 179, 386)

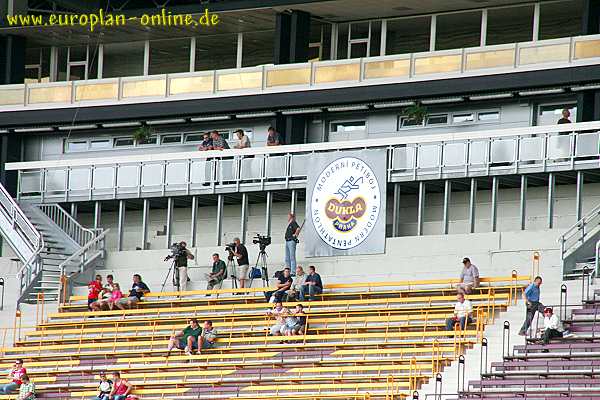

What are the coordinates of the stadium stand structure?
(0, 275, 527, 399)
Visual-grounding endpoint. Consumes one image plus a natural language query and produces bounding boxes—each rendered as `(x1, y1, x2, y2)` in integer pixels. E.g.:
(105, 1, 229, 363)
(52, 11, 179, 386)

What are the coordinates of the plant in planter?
(133, 125, 153, 144)
(402, 103, 429, 125)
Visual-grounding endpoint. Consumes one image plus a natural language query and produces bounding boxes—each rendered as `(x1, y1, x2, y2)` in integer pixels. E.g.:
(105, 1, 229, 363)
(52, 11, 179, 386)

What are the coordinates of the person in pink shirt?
(108, 284, 123, 311)
(0, 359, 26, 394)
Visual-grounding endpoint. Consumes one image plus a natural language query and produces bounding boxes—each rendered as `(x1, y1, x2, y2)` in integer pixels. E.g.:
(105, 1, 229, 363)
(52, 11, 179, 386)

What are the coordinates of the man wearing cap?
(457, 258, 479, 294)
(541, 307, 571, 345)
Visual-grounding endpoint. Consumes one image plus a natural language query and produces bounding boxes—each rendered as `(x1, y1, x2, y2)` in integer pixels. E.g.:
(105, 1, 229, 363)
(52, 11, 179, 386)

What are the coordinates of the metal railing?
(58, 229, 109, 304)
(9, 121, 600, 202)
(37, 204, 94, 246)
(1, 34, 599, 111)
(559, 202, 600, 261)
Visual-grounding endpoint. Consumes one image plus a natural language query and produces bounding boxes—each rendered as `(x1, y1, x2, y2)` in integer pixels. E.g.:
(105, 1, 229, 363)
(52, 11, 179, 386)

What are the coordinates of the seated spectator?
(456, 258, 479, 294)
(108, 372, 134, 400)
(91, 275, 115, 311)
(16, 374, 34, 400)
(287, 266, 307, 301)
(107, 283, 124, 310)
(88, 274, 103, 311)
(541, 307, 571, 346)
(211, 130, 230, 150)
(283, 304, 307, 336)
(167, 318, 202, 357)
(205, 253, 227, 292)
(301, 266, 323, 301)
(93, 371, 112, 400)
(199, 320, 218, 352)
(198, 133, 213, 151)
(264, 267, 293, 303)
(445, 293, 473, 331)
(266, 126, 281, 146)
(557, 108, 572, 124)
(267, 301, 289, 336)
(116, 274, 150, 310)
(0, 359, 25, 394)
(233, 129, 251, 149)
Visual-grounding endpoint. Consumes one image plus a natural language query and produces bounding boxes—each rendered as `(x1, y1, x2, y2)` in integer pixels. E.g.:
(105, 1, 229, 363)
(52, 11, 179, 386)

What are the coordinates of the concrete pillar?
(216, 195, 224, 246)
(117, 200, 125, 251)
(442, 180, 451, 235)
(141, 199, 150, 250)
(166, 197, 174, 248)
(190, 196, 198, 247)
(392, 183, 401, 237)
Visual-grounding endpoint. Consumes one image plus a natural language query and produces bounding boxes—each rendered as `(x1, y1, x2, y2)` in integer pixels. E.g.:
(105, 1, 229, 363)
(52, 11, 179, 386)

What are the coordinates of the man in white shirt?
(234, 129, 251, 149)
(541, 307, 571, 345)
(445, 293, 473, 331)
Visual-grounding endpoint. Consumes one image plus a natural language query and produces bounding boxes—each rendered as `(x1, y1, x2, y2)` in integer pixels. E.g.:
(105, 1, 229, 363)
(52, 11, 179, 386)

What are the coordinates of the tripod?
(227, 257, 238, 289)
(161, 259, 179, 293)
(250, 249, 269, 288)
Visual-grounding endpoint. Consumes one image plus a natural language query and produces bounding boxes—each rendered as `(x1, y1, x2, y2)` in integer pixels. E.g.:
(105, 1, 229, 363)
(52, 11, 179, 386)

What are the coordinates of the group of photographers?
(168, 212, 313, 301)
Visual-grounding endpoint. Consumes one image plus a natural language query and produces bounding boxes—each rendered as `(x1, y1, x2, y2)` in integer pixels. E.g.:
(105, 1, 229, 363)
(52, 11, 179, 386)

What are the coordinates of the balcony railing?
(0, 35, 600, 111)
(8, 121, 600, 202)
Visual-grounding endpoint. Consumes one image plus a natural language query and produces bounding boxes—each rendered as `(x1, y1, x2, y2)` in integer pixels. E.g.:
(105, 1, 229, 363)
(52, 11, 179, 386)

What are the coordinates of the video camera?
(164, 242, 187, 262)
(224, 243, 236, 261)
(252, 234, 272, 251)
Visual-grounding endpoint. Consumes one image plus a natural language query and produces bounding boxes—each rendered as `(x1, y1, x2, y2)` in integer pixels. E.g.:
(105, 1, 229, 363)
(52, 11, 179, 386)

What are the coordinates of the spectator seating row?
(0, 275, 528, 399)
(461, 289, 600, 399)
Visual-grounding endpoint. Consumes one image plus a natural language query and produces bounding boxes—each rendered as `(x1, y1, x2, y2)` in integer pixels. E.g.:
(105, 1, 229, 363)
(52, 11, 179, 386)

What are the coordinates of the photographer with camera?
(284, 213, 301, 270)
(165, 241, 194, 292)
(231, 237, 249, 289)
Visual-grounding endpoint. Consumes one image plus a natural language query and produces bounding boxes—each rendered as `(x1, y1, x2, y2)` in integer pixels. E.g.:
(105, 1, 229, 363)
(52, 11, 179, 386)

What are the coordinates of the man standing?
(174, 241, 194, 292)
(233, 129, 251, 149)
(232, 237, 249, 289)
(445, 293, 473, 330)
(557, 108, 572, 124)
(211, 130, 230, 150)
(266, 126, 281, 146)
(206, 253, 227, 291)
(167, 318, 202, 356)
(284, 212, 301, 271)
(457, 258, 479, 294)
(301, 266, 323, 301)
(265, 267, 293, 303)
(519, 276, 544, 336)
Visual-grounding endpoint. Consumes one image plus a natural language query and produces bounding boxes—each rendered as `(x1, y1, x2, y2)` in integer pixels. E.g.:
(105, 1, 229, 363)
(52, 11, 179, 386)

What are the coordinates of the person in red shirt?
(109, 371, 136, 400)
(0, 359, 25, 394)
(88, 275, 103, 311)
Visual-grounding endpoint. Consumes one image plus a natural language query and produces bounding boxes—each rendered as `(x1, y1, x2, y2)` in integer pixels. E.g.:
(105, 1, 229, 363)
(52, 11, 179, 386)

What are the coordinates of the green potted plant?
(133, 125, 153, 144)
(403, 103, 429, 125)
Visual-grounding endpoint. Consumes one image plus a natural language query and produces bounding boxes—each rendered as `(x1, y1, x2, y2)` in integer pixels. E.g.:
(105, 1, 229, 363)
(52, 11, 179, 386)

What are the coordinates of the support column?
(520, 175, 527, 231)
(469, 178, 477, 234)
(582, 0, 600, 35)
(491, 177, 499, 232)
(576, 171, 584, 222)
(274, 10, 310, 64)
(265, 191, 273, 236)
(216, 195, 224, 246)
(576, 92, 596, 122)
(70, 203, 78, 220)
(274, 13, 292, 64)
(190, 196, 198, 247)
(0, 35, 26, 84)
(417, 182, 425, 236)
(117, 200, 125, 251)
(240, 193, 248, 243)
(547, 173, 555, 229)
(392, 183, 401, 237)
(166, 197, 174, 248)
(290, 190, 297, 214)
(94, 201, 102, 230)
(141, 199, 150, 250)
(442, 180, 451, 235)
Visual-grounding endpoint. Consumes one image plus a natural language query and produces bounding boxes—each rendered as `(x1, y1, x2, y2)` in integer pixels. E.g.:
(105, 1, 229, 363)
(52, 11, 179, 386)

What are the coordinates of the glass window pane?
(161, 135, 182, 144)
(68, 65, 86, 81)
(185, 133, 204, 143)
(350, 22, 369, 39)
(386, 16, 431, 55)
(331, 121, 366, 132)
(115, 138, 134, 147)
(149, 38, 191, 75)
(370, 21, 381, 57)
(487, 5, 534, 46)
(350, 42, 368, 58)
(436, 11, 482, 50)
(242, 30, 275, 67)
(539, 0, 584, 40)
(453, 113, 474, 123)
(337, 23, 349, 59)
(25, 48, 41, 66)
(399, 117, 422, 128)
(195, 34, 238, 71)
(427, 115, 448, 125)
(103, 42, 145, 78)
(478, 111, 500, 121)
(90, 139, 112, 149)
(138, 136, 158, 146)
(69, 46, 87, 62)
(66, 141, 88, 152)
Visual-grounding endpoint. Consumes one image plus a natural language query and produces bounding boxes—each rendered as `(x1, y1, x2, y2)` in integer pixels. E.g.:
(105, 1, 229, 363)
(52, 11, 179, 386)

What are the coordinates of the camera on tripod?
(164, 242, 187, 262)
(224, 243, 236, 261)
(252, 234, 271, 251)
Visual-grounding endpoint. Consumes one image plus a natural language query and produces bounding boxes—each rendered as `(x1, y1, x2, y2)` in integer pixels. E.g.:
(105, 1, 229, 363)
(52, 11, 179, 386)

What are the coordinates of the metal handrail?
(559, 203, 600, 260)
(36, 204, 94, 246)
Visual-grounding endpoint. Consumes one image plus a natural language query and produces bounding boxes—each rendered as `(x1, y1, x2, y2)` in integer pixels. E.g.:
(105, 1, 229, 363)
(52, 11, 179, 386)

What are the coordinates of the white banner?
(304, 149, 387, 257)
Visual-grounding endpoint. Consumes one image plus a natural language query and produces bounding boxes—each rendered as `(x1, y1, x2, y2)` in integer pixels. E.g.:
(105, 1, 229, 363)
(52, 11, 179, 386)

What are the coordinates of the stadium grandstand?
(0, 0, 599, 398)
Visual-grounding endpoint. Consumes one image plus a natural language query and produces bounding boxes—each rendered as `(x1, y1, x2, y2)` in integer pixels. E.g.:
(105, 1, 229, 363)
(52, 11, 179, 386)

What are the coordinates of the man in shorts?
(198, 320, 217, 352)
(116, 274, 150, 310)
(167, 318, 202, 356)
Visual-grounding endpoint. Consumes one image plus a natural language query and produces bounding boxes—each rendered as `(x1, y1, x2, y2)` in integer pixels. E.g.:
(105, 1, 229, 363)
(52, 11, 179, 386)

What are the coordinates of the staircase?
(559, 203, 600, 280)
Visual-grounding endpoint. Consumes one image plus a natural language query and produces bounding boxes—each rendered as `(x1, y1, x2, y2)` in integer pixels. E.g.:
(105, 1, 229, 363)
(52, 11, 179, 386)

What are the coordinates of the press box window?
(184, 134, 204, 143)
(138, 136, 158, 145)
(66, 140, 88, 152)
(331, 121, 367, 133)
(115, 138, 134, 147)
(452, 113, 475, 123)
(161, 135, 182, 144)
(426, 115, 448, 125)
(398, 117, 423, 129)
(478, 111, 500, 121)
(90, 139, 112, 149)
